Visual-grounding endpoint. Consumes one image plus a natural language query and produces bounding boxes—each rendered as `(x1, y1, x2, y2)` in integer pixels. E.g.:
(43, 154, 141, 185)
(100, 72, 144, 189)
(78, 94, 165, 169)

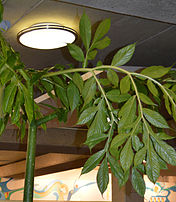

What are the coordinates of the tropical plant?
(0, 2, 176, 202)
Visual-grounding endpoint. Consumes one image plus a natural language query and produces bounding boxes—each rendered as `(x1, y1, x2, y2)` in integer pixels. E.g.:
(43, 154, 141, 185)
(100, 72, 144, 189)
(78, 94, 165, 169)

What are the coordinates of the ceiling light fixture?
(17, 23, 77, 50)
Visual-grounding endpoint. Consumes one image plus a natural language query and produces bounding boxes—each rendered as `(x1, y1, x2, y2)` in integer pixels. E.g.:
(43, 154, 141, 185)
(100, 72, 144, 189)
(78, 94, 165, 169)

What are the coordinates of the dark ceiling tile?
(129, 25, 176, 67)
(61, 0, 176, 24)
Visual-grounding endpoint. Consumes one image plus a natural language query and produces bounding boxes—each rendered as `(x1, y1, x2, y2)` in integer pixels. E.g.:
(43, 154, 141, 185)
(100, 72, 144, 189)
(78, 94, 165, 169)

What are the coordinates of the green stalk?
(128, 74, 150, 134)
(42, 65, 130, 78)
(131, 72, 176, 107)
(23, 119, 37, 202)
(36, 112, 58, 127)
(92, 70, 115, 122)
(83, 50, 89, 68)
(23, 83, 36, 202)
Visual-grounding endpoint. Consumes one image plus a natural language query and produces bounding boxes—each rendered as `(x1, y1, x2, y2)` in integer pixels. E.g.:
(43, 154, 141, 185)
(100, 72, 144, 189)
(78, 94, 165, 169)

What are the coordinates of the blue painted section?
(0, 20, 11, 32)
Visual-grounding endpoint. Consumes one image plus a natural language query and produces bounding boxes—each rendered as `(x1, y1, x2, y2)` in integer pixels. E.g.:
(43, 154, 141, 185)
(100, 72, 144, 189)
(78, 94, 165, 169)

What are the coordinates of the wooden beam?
(31, 158, 88, 178)
(112, 174, 126, 202)
(0, 153, 88, 178)
(34, 70, 102, 103)
(0, 128, 103, 154)
(160, 164, 176, 176)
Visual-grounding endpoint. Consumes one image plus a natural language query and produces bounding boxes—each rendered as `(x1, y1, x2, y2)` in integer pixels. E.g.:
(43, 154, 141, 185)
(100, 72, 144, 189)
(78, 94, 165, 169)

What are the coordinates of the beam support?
(0, 153, 88, 178)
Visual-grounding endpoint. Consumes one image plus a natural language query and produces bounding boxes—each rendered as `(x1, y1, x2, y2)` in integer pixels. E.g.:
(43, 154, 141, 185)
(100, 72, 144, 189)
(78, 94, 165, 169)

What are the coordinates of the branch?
(131, 72, 176, 108)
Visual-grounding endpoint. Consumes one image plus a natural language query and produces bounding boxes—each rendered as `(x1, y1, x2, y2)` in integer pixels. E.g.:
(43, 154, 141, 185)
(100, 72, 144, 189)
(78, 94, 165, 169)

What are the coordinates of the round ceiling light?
(17, 23, 77, 49)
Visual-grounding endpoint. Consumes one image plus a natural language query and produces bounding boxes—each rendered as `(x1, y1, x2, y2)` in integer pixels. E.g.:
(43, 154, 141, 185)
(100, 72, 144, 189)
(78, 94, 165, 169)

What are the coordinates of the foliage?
(0, 9, 176, 200)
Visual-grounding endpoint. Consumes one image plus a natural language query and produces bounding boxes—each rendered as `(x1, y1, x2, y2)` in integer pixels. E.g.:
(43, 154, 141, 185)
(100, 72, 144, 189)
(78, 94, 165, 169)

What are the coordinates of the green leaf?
(109, 146, 121, 160)
(11, 101, 20, 124)
(54, 84, 69, 109)
(91, 36, 111, 50)
(34, 104, 47, 130)
(118, 96, 136, 131)
(22, 86, 34, 123)
(171, 84, 176, 92)
(81, 149, 105, 174)
(131, 167, 146, 196)
(119, 169, 130, 187)
(132, 135, 143, 152)
(0, 67, 13, 85)
(97, 157, 109, 194)
(120, 76, 130, 94)
(172, 103, 176, 122)
(151, 136, 176, 166)
(2, 81, 17, 113)
(0, 118, 5, 135)
(52, 76, 65, 87)
(157, 154, 168, 170)
(87, 50, 97, 60)
(96, 60, 103, 66)
(106, 89, 120, 97)
(73, 73, 84, 93)
(99, 78, 111, 86)
(146, 140, 160, 183)
(67, 81, 80, 112)
(87, 100, 108, 138)
(111, 43, 135, 66)
(141, 66, 171, 79)
(107, 153, 124, 183)
(79, 13, 91, 50)
(167, 88, 176, 103)
(67, 44, 84, 62)
(57, 108, 68, 123)
(163, 93, 172, 115)
(136, 164, 145, 174)
(110, 133, 130, 150)
(106, 89, 130, 103)
(107, 69, 119, 87)
(92, 18, 111, 44)
(82, 77, 96, 106)
(147, 80, 159, 97)
(85, 133, 108, 150)
(20, 119, 26, 142)
(143, 108, 169, 128)
(0, 115, 8, 136)
(6, 51, 17, 67)
(77, 106, 97, 125)
(134, 147, 146, 166)
(142, 122, 150, 144)
(0, 1, 3, 23)
(155, 132, 175, 140)
(0, 84, 4, 118)
(135, 79, 148, 95)
(139, 93, 156, 106)
(120, 138, 134, 171)
(41, 79, 53, 92)
(123, 117, 141, 132)
(30, 71, 46, 85)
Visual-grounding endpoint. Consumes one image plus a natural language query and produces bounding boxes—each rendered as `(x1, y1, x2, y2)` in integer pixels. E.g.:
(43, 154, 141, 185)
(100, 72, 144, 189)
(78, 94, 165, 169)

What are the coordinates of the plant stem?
(128, 74, 144, 119)
(23, 119, 37, 202)
(131, 72, 176, 107)
(23, 83, 36, 202)
(92, 70, 115, 122)
(43, 65, 130, 78)
(24, 111, 60, 201)
(128, 74, 150, 134)
(83, 48, 90, 68)
(92, 71, 116, 153)
(36, 112, 58, 126)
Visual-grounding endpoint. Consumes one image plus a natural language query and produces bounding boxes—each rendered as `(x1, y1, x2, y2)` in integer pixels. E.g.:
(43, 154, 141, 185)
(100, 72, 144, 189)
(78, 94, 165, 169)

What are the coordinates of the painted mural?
(144, 176, 176, 202)
(0, 168, 111, 201)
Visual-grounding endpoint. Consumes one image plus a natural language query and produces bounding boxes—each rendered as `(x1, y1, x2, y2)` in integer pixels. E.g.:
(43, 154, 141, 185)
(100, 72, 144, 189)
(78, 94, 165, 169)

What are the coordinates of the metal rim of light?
(17, 23, 77, 50)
